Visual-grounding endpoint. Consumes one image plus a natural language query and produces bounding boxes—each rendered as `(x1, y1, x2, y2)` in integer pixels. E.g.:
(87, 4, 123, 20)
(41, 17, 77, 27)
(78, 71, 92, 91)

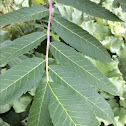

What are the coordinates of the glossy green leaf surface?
(50, 42, 119, 95)
(49, 65, 116, 125)
(51, 17, 111, 62)
(0, 32, 46, 66)
(0, 57, 45, 105)
(48, 82, 99, 126)
(55, 0, 121, 21)
(27, 83, 52, 126)
(0, 6, 49, 26)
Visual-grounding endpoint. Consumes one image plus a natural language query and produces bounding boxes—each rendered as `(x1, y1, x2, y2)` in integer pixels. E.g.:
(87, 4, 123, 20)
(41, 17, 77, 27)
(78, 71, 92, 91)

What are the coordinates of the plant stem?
(46, 0, 52, 83)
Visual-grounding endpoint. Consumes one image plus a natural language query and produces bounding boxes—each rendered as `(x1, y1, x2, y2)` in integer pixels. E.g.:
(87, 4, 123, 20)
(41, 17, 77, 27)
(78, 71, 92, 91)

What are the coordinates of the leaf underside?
(51, 17, 111, 62)
(0, 6, 49, 26)
(0, 57, 45, 105)
(50, 42, 119, 96)
(55, 0, 121, 21)
(0, 32, 46, 66)
(27, 83, 52, 126)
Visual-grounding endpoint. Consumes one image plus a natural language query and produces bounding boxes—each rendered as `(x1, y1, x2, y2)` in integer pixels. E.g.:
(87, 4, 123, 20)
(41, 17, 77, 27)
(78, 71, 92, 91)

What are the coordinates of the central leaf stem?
(46, 0, 52, 82)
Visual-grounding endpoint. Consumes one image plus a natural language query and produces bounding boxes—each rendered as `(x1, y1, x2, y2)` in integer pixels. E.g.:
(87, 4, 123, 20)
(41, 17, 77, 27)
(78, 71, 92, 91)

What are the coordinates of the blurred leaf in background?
(13, 94, 32, 113)
(113, 0, 126, 12)
(0, 118, 10, 126)
(119, 45, 126, 81)
(32, 0, 44, 5)
(0, 28, 10, 43)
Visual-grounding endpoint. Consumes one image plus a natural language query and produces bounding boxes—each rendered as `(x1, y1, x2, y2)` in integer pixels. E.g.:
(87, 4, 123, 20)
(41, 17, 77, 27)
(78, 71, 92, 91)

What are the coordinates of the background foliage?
(0, 0, 126, 126)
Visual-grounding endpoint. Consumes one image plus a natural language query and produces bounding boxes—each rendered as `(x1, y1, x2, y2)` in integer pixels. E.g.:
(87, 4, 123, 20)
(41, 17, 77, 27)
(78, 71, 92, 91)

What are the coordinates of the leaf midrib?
(50, 43, 117, 94)
(48, 83, 77, 126)
(49, 67, 114, 123)
(37, 83, 48, 126)
(52, 18, 110, 60)
(0, 60, 45, 93)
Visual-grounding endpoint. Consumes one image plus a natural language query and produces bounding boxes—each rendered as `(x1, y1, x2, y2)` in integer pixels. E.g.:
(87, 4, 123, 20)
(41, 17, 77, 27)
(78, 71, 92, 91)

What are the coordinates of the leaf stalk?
(46, 0, 52, 82)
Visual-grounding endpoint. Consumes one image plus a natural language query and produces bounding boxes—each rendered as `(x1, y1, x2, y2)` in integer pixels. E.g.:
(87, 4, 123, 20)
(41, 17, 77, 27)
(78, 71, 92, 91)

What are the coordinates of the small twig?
(45, 0, 52, 83)
(40, 19, 44, 29)
(1, 24, 10, 28)
(21, 117, 28, 123)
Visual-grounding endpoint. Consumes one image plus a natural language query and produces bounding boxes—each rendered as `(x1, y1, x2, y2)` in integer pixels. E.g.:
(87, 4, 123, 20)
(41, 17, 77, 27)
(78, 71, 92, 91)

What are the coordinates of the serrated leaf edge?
(0, 60, 45, 94)
(50, 43, 118, 95)
(0, 34, 46, 64)
(52, 18, 110, 61)
(48, 82, 77, 126)
(49, 67, 114, 123)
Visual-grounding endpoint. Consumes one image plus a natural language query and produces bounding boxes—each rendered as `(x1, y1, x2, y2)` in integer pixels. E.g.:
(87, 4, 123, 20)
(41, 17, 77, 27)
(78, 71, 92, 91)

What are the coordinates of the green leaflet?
(48, 82, 99, 126)
(27, 83, 52, 126)
(0, 118, 10, 126)
(0, 6, 49, 26)
(120, 2, 126, 12)
(0, 28, 10, 44)
(55, 0, 121, 21)
(8, 55, 29, 68)
(0, 57, 45, 105)
(49, 65, 116, 125)
(113, 0, 126, 12)
(50, 42, 119, 96)
(51, 17, 111, 62)
(0, 104, 12, 114)
(0, 32, 46, 66)
(119, 46, 126, 81)
(13, 94, 32, 113)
